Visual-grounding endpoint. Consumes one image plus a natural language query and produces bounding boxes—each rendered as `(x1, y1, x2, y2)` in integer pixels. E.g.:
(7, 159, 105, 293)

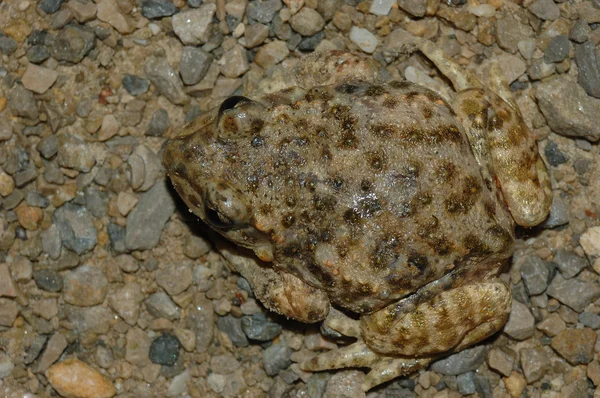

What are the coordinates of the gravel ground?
(1, 0, 600, 397)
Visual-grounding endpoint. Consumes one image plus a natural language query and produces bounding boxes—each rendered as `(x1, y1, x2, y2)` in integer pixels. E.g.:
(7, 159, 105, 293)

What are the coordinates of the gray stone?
(179, 47, 213, 85)
(263, 342, 292, 376)
(149, 334, 180, 366)
(141, 0, 178, 19)
(27, 45, 51, 64)
(569, 19, 591, 44)
(186, 296, 214, 352)
(125, 179, 176, 251)
(39, 0, 64, 13)
(146, 108, 170, 137)
(36, 135, 59, 159)
(33, 269, 63, 292)
(217, 315, 248, 347)
(41, 224, 62, 260)
(84, 186, 109, 219)
(298, 31, 325, 51)
(397, 0, 426, 17)
(122, 74, 150, 96)
(241, 313, 282, 341)
(575, 42, 600, 99)
(503, 300, 535, 340)
(108, 223, 126, 253)
(536, 75, 600, 141)
(246, 0, 282, 23)
(430, 346, 487, 375)
(547, 274, 600, 312)
(172, 4, 216, 45)
(544, 35, 570, 63)
(244, 23, 269, 48)
(0, 36, 18, 55)
(9, 85, 38, 120)
(53, 203, 97, 255)
(528, 0, 560, 21)
(579, 312, 600, 329)
(26, 191, 49, 208)
(553, 249, 588, 279)
(544, 140, 568, 166)
(520, 346, 549, 383)
(145, 292, 180, 320)
(495, 13, 534, 54)
(527, 58, 556, 80)
(521, 256, 549, 295)
(145, 54, 188, 105)
(457, 372, 477, 395)
(540, 195, 570, 229)
(48, 24, 95, 63)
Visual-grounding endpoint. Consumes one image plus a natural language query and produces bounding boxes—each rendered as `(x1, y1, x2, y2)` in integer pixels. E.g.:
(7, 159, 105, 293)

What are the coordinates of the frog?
(162, 41, 552, 390)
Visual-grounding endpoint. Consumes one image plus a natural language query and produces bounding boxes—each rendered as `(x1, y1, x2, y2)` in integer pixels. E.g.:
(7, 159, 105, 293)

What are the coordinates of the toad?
(162, 42, 551, 390)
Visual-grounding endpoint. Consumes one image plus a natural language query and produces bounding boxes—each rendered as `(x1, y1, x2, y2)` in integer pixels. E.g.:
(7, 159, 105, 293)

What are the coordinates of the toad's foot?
(302, 282, 511, 391)
(301, 307, 433, 391)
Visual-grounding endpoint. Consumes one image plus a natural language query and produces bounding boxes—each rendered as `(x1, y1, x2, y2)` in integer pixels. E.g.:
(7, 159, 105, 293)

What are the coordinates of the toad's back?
(173, 80, 516, 314)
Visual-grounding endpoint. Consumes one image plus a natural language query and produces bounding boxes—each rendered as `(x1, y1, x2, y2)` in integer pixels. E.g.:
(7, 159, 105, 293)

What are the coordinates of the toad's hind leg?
(303, 282, 511, 391)
(361, 281, 512, 358)
(420, 40, 551, 226)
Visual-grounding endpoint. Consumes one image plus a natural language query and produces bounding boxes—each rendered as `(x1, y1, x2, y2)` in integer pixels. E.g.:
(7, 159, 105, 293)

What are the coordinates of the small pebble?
(149, 334, 181, 366)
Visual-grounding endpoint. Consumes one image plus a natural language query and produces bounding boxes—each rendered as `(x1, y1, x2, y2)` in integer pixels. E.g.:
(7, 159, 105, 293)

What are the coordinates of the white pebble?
(370, 0, 395, 16)
(148, 23, 161, 35)
(467, 4, 496, 18)
(349, 26, 379, 54)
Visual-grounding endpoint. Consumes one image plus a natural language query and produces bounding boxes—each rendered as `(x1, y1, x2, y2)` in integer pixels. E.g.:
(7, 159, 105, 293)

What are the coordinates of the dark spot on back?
(361, 179, 372, 191)
(331, 177, 344, 190)
(281, 214, 295, 228)
(338, 131, 359, 149)
(408, 253, 429, 274)
(305, 86, 333, 102)
(383, 97, 398, 109)
(436, 162, 456, 182)
(463, 234, 491, 257)
(405, 91, 420, 102)
(365, 85, 386, 97)
(487, 225, 513, 253)
(344, 208, 361, 224)
(372, 237, 400, 269)
(389, 80, 411, 90)
(371, 123, 395, 138)
(335, 83, 361, 94)
(432, 237, 452, 256)
(421, 106, 434, 119)
(313, 195, 337, 211)
(367, 150, 387, 171)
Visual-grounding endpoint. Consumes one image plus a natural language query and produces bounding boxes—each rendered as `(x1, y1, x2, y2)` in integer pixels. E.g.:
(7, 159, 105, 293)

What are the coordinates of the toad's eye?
(203, 181, 249, 230)
(205, 203, 235, 229)
(216, 96, 265, 139)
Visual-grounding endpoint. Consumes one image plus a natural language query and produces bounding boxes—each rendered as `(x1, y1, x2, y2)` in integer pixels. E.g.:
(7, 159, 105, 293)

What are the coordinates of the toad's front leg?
(217, 240, 330, 324)
(302, 279, 511, 391)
